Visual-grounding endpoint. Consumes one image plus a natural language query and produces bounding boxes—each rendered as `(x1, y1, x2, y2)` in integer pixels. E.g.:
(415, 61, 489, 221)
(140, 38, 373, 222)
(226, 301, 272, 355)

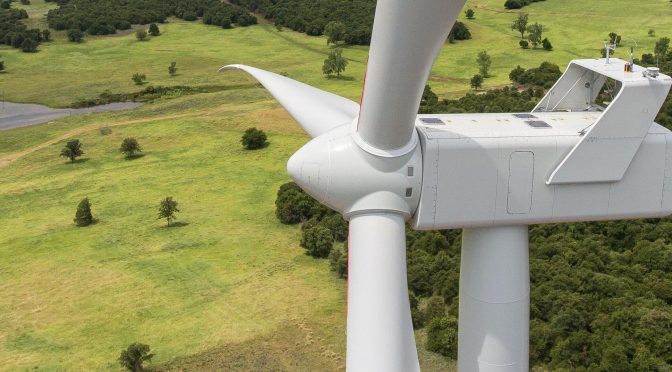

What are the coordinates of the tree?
(67, 29, 83, 43)
(132, 73, 146, 85)
(519, 39, 529, 49)
(323, 21, 345, 45)
(511, 13, 529, 39)
(322, 48, 348, 78)
(320, 214, 348, 241)
(74, 198, 94, 227)
(301, 225, 334, 258)
(655, 37, 670, 58)
(21, 38, 37, 53)
(119, 343, 154, 372)
(42, 29, 51, 42)
(526, 22, 544, 48)
(0, 60, 4, 72)
(476, 50, 492, 77)
(465, 9, 475, 19)
(168, 61, 177, 76)
(448, 21, 471, 41)
(158, 197, 179, 227)
(542, 38, 553, 51)
(426, 316, 458, 358)
(470, 74, 483, 90)
(0, 1, 9, 9)
(608, 32, 621, 46)
(241, 127, 268, 150)
(424, 296, 446, 322)
(119, 137, 142, 158)
(60, 139, 84, 162)
(329, 245, 348, 278)
(135, 29, 148, 41)
(148, 23, 160, 36)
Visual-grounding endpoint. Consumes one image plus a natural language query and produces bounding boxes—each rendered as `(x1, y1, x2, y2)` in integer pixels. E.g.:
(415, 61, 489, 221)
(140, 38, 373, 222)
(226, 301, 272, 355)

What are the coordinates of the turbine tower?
(221, 0, 672, 370)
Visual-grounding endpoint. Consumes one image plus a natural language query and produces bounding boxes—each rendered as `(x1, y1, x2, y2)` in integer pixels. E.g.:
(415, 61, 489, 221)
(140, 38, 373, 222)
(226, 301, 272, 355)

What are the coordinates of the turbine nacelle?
(287, 123, 422, 219)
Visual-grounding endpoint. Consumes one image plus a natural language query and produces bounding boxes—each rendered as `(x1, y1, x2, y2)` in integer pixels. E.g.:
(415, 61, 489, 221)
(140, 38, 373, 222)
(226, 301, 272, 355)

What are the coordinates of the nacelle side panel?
(413, 127, 672, 230)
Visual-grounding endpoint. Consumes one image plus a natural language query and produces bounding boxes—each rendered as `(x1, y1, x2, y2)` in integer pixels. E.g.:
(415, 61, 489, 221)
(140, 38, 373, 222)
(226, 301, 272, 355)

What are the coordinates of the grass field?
(1, 0, 671, 108)
(0, 90, 456, 370)
(1, 0, 672, 370)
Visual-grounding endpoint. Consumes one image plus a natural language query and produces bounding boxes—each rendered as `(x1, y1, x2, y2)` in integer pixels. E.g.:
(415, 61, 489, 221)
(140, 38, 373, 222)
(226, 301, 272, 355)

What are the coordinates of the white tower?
(221, 0, 672, 370)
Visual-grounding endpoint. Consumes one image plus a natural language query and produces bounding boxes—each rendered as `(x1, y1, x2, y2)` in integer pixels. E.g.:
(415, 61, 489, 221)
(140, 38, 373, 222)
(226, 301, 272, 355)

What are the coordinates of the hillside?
(1, 0, 672, 370)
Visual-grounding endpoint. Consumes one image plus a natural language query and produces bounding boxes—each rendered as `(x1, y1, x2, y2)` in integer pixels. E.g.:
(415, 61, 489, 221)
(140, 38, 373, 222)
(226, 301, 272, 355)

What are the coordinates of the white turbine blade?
(347, 212, 419, 372)
(220, 64, 359, 138)
(357, 0, 467, 154)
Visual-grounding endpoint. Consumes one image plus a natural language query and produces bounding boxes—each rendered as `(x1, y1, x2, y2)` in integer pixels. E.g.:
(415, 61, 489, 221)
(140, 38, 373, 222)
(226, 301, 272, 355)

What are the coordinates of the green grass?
(1, 0, 670, 107)
(2, 0, 671, 369)
(0, 90, 456, 370)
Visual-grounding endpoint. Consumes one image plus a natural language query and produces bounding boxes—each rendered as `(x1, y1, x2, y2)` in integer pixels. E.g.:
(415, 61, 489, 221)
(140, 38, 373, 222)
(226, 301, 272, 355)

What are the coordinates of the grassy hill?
(1, 0, 672, 370)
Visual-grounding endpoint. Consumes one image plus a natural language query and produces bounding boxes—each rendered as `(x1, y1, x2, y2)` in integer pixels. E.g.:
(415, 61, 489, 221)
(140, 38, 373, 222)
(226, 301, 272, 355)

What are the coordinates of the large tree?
(322, 48, 348, 78)
(476, 50, 492, 77)
(526, 22, 545, 48)
(511, 13, 529, 39)
(323, 21, 345, 45)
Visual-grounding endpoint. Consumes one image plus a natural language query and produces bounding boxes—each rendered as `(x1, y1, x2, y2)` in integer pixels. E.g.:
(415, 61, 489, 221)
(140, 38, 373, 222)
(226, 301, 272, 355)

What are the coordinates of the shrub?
(424, 296, 446, 322)
(519, 39, 529, 49)
(465, 9, 475, 19)
(301, 225, 334, 258)
(119, 343, 154, 372)
(470, 74, 483, 90)
(67, 29, 83, 42)
(21, 38, 37, 52)
(319, 214, 348, 242)
(329, 245, 348, 278)
(542, 38, 553, 51)
(168, 61, 177, 76)
(182, 11, 197, 21)
(448, 21, 471, 41)
(135, 29, 148, 41)
(119, 137, 142, 158)
(0, 60, 4, 72)
(158, 197, 179, 226)
(20, 0, 30, 5)
(426, 316, 458, 358)
(132, 73, 146, 85)
(99, 127, 112, 135)
(42, 29, 51, 41)
(241, 127, 268, 150)
(0, 1, 10, 9)
(60, 139, 84, 162)
(148, 23, 160, 36)
(74, 198, 94, 227)
(275, 182, 315, 224)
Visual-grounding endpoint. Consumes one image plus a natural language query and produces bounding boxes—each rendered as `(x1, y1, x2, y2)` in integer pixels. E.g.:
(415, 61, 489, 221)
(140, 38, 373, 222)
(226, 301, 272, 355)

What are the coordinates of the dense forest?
(45, 0, 256, 36)
(230, 0, 471, 45)
(0, 5, 45, 52)
(275, 59, 672, 370)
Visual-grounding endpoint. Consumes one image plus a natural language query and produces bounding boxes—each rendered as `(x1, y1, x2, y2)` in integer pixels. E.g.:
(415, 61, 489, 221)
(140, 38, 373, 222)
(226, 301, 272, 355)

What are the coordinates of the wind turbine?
(220, 0, 672, 371)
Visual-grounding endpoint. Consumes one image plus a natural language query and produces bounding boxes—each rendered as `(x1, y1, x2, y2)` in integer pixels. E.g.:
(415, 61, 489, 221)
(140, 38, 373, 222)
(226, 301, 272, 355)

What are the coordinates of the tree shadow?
(325, 75, 355, 81)
(164, 221, 189, 228)
(65, 158, 90, 164)
(124, 153, 145, 161)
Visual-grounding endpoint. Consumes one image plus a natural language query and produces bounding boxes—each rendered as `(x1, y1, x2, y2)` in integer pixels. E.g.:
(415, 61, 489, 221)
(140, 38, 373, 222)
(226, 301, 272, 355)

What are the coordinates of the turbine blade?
(220, 65, 359, 138)
(357, 0, 467, 154)
(347, 212, 419, 372)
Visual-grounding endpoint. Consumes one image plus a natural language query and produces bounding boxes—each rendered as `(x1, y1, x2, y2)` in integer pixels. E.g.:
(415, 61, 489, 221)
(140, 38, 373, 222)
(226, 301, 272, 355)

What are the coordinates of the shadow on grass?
(163, 221, 189, 228)
(124, 153, 145, 161)
(244, 142, 270, 151)
(325, 75, 355, 81)
(65, 158, 90, 164)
